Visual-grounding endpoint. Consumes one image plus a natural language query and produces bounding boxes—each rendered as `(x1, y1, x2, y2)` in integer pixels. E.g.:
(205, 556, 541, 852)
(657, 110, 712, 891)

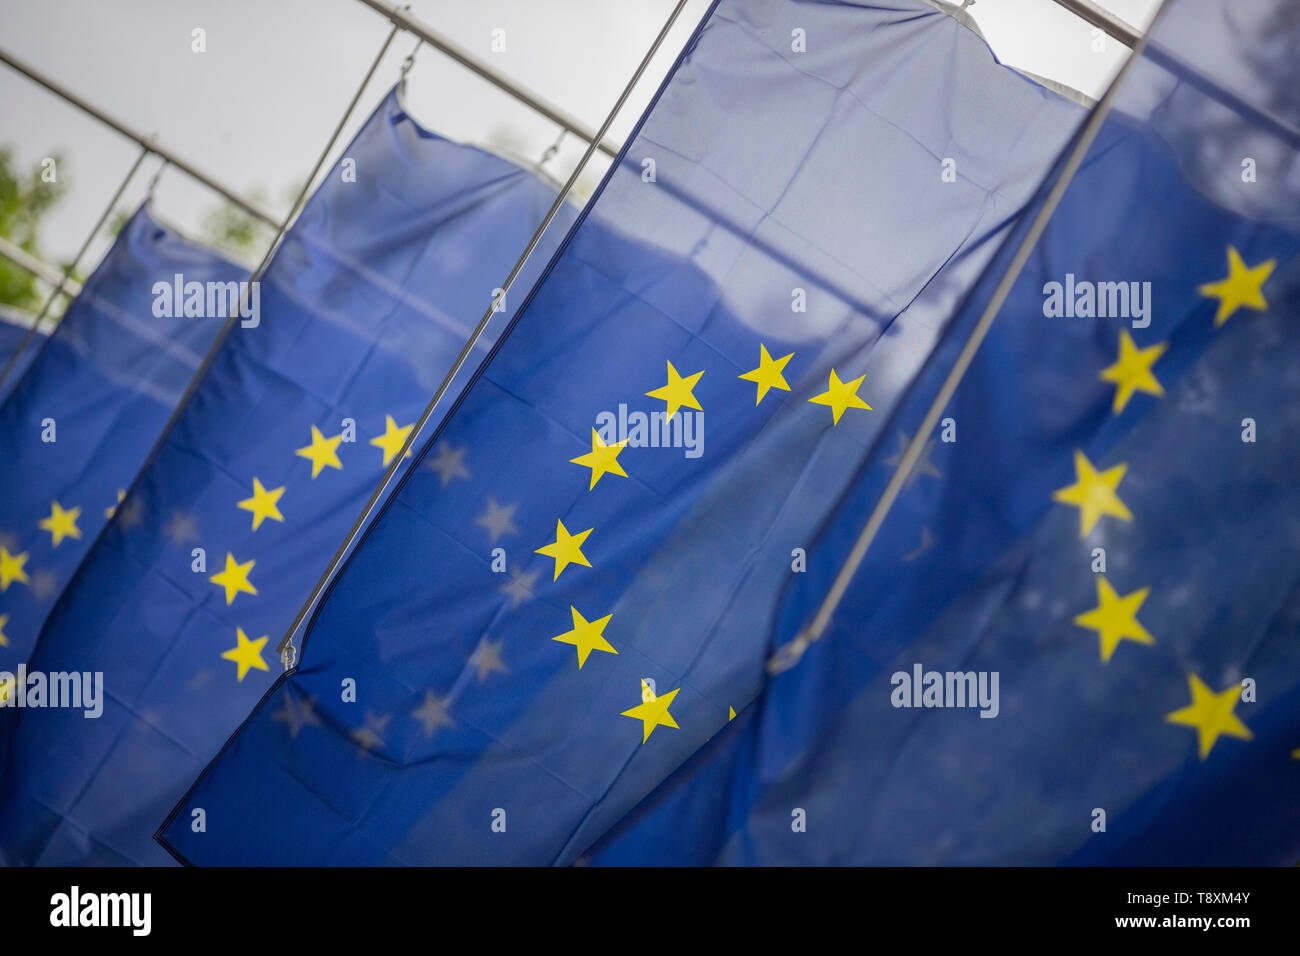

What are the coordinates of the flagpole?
(765, 4, 1164, 676)
(0, 46, 280, 229)
(277, 0, 695, 666)
(0, 145, 148, 394)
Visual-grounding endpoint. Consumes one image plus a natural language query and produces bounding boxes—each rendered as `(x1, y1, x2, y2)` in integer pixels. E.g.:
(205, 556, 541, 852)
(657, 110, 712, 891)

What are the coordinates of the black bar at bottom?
(0, 865, 1287, 941)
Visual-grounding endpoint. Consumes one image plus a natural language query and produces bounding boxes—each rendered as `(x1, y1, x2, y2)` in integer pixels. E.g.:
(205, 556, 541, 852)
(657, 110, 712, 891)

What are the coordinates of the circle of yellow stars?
(508, 341, 877, 746)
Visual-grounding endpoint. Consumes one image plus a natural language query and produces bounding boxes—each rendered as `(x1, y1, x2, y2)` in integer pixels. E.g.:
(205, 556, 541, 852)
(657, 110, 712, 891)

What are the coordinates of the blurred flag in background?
(0, 84, 573, 865)
(0, 206, 245, 664)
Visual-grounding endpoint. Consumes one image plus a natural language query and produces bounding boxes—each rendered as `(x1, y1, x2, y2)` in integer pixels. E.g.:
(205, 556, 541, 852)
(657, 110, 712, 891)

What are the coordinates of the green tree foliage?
(199, 187, 273, 262)
(0, 147, 68, 313)
(198, 177, 310, 265)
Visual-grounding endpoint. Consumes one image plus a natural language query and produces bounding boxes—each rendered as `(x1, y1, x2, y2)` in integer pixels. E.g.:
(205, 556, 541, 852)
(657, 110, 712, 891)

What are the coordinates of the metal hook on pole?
(400, 38, 422, 78)
(145, 156, 171, 201)
(397, 3, 421, 78)
(537, 128, 566, 171)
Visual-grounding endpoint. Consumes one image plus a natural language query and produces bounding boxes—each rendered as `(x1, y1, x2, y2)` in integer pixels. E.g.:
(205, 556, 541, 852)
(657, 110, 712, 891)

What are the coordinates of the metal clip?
(538, 128, 567, 171)
(146, 158, 170, 200)
(400, 36, 423, 78)
(765, 632, 811, 675)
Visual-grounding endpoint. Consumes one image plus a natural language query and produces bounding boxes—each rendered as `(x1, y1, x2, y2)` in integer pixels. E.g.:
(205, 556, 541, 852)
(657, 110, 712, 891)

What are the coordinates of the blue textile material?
(0, 206, 245, 663)
(160, 0, 1083, 865)
(586, 0, 1300, 864)
(0, 85, 570, 864)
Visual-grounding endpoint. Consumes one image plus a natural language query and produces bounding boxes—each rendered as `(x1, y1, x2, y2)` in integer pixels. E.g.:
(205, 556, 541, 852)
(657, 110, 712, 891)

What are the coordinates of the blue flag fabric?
(0, 207, 245, 665)
(0, 310, 47, 405)
(582, 0, 1300, 865)
(0, 85, 571, 865)
(161, 0, 1083, 865)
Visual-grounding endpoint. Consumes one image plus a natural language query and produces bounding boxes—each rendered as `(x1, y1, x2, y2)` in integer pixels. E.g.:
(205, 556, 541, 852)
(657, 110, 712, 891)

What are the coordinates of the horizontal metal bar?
(0, 301, 56, 333)
(0, 234, 82, 297)
(356, 0, 622, 159)
(0, 45, 281, 228)
(1049, 0, 1143, 49)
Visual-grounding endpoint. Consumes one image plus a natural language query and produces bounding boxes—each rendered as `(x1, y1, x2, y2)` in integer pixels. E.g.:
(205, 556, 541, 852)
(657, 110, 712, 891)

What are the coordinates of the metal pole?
(0, 146, 148, 393)
(1048, 0, 1142, 49)
(0, 46, 280, 228)
(355, 0, 622, 159)
(0, 235, 83, 298)
(279, 0, 694, 664)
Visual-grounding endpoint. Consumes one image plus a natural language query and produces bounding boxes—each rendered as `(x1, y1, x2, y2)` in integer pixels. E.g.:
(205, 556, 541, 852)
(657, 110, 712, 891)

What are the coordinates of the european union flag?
(582, 0, 1300, 865)
(0, 85, 573, 864)
(0, 207, 245, 665)
(160, 0, 1082, 865)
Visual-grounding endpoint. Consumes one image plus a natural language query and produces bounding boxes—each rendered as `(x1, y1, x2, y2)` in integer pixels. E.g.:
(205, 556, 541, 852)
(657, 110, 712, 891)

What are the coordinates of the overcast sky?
(0, 0, 1161, 280)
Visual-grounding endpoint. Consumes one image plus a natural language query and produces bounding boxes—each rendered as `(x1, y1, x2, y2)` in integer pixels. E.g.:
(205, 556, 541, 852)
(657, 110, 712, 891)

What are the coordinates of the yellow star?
(809, 368, 871, 424)
(569, 429, 628, 490)
(645, 360, 704, 419)
(0, 612, 8, 647)
(739, 343, 794, 405)
(296, 425, 344, 478)
(104, 489, 126, 518)
(728, 705, 736, 721)
(369, 414, 415, 467)
(221, 627, 270, 681)
(1166, 673, 1252, 759)
(534, 519, 592, 580)
(237, 478, 285, 531)
(1052, 449, 1132, 537)
(38, 500, 82, 547)
(1292, 747, 1300, 760)
(210, 552, 257, 605)
(552, 606, 617, 668)
(1099, 330, 1167, 414)
(1073, 576, 1155, 662)
(1198, 246, 1275, 327)
(621, 684, 680, 743)
(0, 546, 30, 591)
